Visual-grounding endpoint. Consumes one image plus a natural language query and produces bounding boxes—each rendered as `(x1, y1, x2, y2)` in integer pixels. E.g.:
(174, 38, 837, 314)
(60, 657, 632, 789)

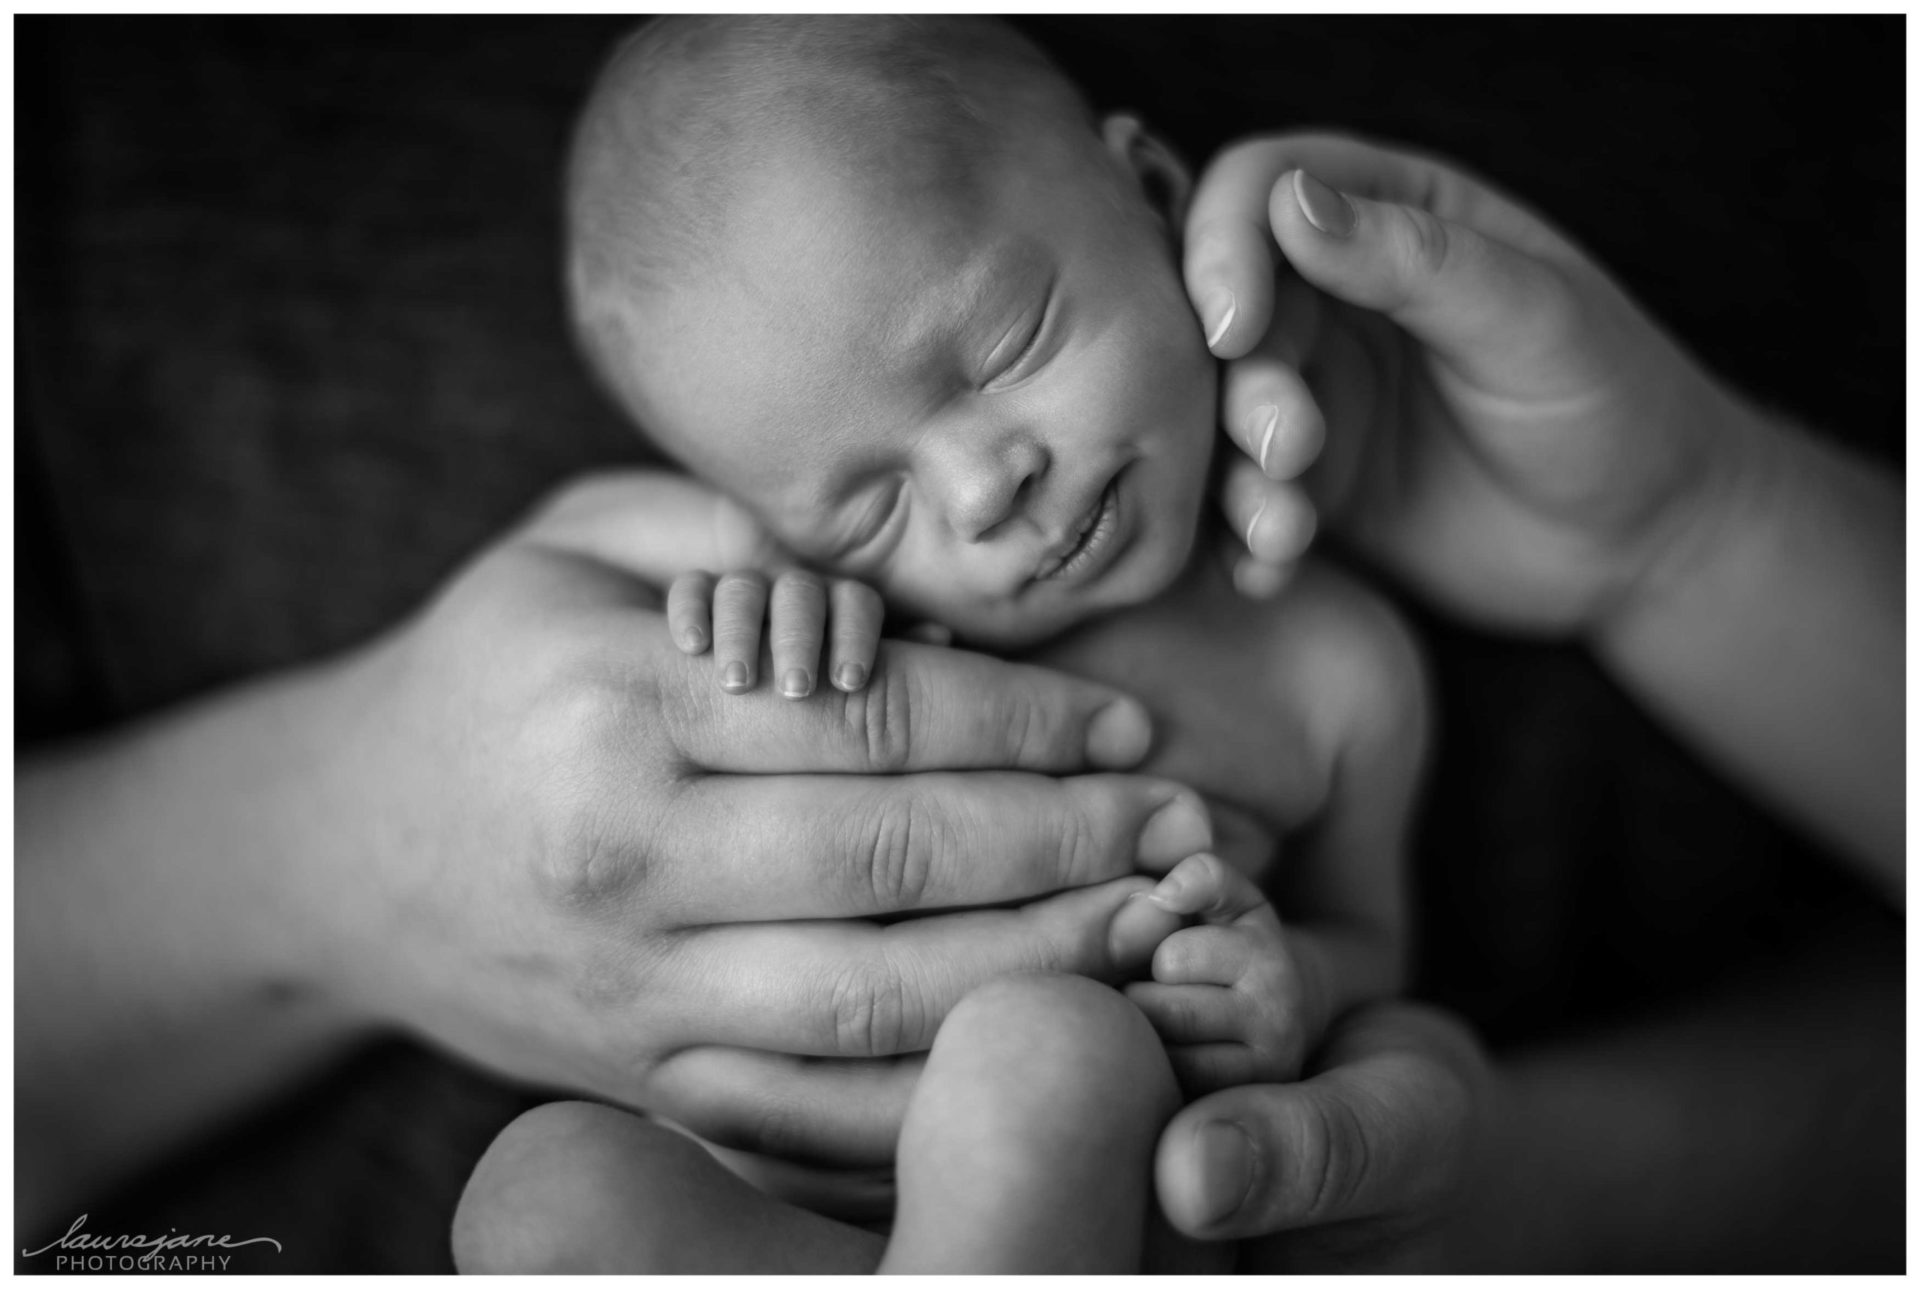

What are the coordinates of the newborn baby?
(456, 16, 1427, 1273)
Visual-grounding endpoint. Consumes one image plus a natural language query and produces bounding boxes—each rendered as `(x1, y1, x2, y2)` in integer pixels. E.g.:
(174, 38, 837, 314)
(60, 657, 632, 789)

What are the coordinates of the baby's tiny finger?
(1220, 461, 1318, 565)
(828, 580, 885, 692)
(667, 571, 716, 654)
(768, 571, 828, 700)
(1152, 924, 1252, 988)
(711, 571, 770, 694)
(1126, 980, 1243, 1046)
(1147, 853, 1269, 924)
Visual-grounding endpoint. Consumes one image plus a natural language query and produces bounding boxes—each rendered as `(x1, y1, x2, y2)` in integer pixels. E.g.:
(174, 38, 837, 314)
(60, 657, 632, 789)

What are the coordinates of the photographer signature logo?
(23, 1214, 283, 1272)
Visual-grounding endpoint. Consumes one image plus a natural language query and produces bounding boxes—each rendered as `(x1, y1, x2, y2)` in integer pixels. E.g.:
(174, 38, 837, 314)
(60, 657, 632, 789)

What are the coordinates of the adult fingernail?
(1086, 698, 1152, 768)
(1248, 404, 1280, 477)
(1244, 499, 1269, 555)
(721, 662, 750, 691)
(1294, 169, 1355, 238)
(1203, 288, 1237, 352)
(1192, 1121, 1257, 1227)
(834, 662, 866, 691)
(780, 668, 812, 699)
(1137, 791, 1211, 866)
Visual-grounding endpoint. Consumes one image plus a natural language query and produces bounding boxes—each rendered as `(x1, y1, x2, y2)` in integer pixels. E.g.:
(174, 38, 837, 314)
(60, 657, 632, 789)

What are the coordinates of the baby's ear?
(1101, 113, 1193, 232)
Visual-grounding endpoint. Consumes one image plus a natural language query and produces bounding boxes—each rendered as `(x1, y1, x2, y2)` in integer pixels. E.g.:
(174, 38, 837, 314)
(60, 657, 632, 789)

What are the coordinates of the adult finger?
(1184, 135, 1292, 359)
(663, 636, 1156, 773)
(1270, 163, 1586, 403)
(667, 878, 1166, 1058)
(1155, 1001, 1484, 1240)
(1218, 457, 1317, 567)
(1219, 282, 1327, 482)
(653, 773, 1211, 921)
(523, 469, 783, 582)
(1185, 131, 1577, 360)
(648, 1046, 924, 1167)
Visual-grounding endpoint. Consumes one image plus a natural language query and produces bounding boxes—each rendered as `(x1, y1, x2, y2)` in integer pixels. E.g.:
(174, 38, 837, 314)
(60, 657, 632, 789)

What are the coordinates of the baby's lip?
(1032, 468, 1124, 584)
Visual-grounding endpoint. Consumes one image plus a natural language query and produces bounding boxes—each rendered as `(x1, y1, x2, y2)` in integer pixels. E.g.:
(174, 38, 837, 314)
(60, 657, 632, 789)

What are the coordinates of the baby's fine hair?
(564, 15, 1092, 423)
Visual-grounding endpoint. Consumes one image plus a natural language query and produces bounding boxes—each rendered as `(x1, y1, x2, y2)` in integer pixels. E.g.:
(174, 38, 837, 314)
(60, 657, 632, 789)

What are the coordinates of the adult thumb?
(1154, 1002, 1484, 1241)
(1269, 166, 1585, 404)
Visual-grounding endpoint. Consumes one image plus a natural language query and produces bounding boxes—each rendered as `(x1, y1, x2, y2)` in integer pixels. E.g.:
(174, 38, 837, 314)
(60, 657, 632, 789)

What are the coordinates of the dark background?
(16, 17, 1903, 1272)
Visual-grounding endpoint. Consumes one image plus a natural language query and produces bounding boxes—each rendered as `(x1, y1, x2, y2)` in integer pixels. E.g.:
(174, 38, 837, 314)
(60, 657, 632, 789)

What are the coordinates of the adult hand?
(1186, 132, 1746, 634)
(296, 471, 1213, 1164)
(1154, 1000, 1495, 1271)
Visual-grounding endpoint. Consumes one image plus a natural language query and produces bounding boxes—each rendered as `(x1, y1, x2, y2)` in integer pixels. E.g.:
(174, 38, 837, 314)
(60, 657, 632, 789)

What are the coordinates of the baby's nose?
(941, 433, 1050, 543)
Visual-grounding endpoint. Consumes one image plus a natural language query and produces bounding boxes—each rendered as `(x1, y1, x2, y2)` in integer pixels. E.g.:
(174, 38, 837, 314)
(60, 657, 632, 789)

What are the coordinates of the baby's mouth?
(1034, 471, 1123, 584)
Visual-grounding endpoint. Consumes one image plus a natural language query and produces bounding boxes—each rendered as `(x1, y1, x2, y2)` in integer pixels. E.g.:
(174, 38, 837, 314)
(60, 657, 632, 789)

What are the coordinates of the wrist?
(1585, 377, 1780, 653)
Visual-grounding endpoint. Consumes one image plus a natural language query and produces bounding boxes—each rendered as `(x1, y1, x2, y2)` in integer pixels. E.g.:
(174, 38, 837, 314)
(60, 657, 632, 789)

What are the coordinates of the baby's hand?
(667, 568, 884, 699)
(1124, 853, 1314, 1097)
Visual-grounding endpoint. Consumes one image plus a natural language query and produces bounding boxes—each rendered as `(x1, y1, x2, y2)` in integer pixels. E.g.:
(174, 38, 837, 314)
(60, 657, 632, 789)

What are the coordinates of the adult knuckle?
(1284, 1094, 1371, 1225)
(1401, 206, 1453, 279)
(826, 955, 913, 1057)
(1051, 801, 1106, 886)
(536, 788, 649, 914)
(999, 687, 1050, 764)
(851, 790, 942, 910)
(845, 657, 915, 771)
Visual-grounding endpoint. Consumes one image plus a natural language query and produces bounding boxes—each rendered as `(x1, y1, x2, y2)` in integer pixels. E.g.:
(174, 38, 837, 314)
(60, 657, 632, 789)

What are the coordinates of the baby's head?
(568, 16, 1217, 648)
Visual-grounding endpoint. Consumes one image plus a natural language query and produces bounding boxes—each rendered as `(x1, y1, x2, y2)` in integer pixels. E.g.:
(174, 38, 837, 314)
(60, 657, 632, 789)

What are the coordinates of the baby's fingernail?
(1086, 698, 1152, 768)
(780, 668, 813, 699)
(1137, 791, 1211, 866)
(681, 626, 708, 652)
(721, 662, 750, 691)
(1191, 1121, 1258, 1227)
(834, 662, 867, 691)
(1293, 169, 1355, 239)
(1203, 288, 1237, 352)
(1108, 887, 1182, 971)
(1148, 862, 1200, 911)
(1248, 404, 1280, 477)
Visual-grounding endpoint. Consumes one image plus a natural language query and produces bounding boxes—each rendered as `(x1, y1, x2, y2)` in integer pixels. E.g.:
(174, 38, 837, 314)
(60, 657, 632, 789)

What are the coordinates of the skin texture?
(612, 116, 1220, 649)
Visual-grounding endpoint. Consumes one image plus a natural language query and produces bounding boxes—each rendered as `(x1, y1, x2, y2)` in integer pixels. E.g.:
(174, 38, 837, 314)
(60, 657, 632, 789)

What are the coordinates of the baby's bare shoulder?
(1249, 559, 1428, 745)
(1027, 556, 1425, 832)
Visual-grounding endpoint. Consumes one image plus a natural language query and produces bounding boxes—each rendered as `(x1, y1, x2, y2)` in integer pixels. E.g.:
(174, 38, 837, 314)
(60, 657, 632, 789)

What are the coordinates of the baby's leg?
(881, 972, 1181, 1273)
(452, 1100, 883, 1273)
(455, 975, 1193, 1275)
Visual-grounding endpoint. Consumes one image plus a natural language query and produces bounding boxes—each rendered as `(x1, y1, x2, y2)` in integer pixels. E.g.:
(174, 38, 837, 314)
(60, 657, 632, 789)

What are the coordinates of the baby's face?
(631, 121, 1217, 648)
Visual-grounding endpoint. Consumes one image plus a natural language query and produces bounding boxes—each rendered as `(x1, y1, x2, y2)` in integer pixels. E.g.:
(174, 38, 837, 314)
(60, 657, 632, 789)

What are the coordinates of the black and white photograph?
(15, 14, 1903, 1274)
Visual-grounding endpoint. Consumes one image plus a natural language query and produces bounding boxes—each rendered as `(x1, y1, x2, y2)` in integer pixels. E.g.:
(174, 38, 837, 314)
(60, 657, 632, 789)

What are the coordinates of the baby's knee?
(930, 973, 1179, 1137)
(453, 1101, 700, 1274)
